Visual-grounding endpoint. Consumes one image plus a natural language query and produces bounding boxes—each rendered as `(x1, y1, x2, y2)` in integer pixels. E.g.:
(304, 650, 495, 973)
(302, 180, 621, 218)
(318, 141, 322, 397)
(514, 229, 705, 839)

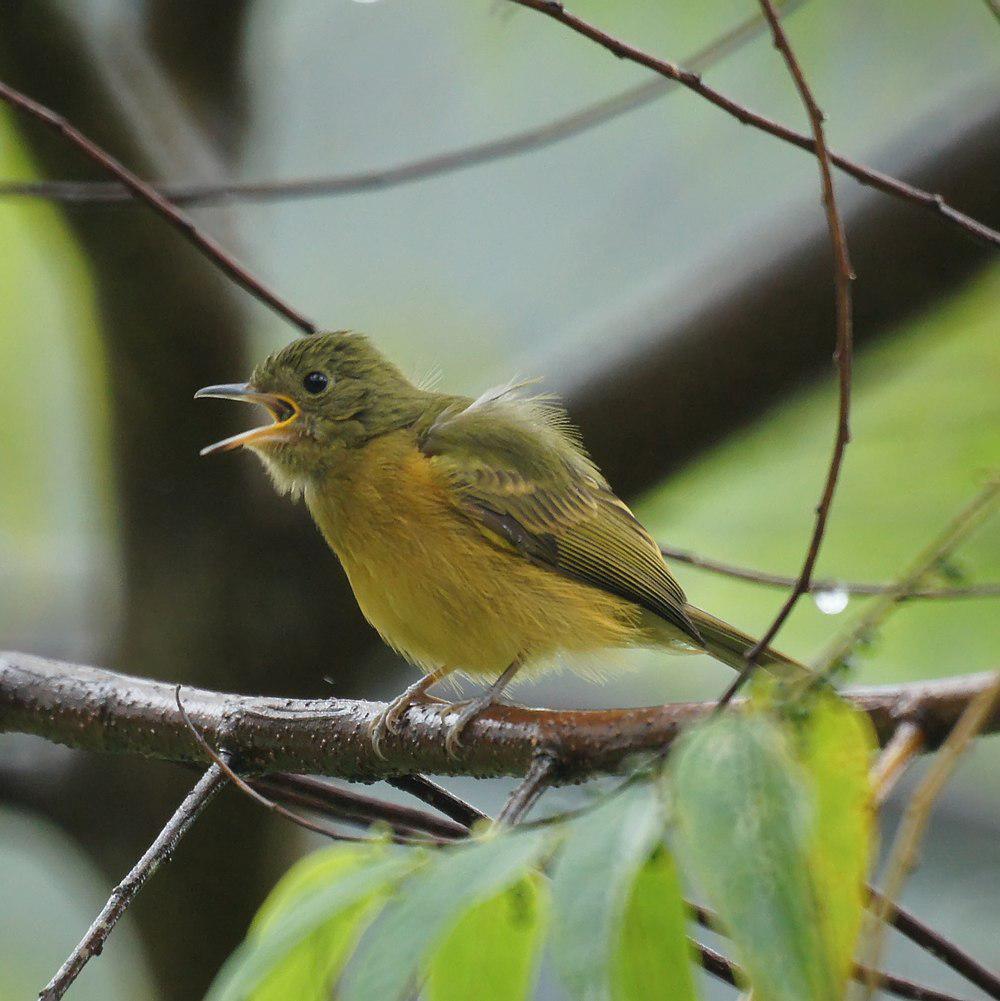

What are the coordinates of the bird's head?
(196, 331, 424, 493)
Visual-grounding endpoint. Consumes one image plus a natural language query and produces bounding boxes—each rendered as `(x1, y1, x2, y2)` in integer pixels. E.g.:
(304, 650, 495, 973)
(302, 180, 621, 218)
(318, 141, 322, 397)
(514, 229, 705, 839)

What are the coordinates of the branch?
(0, 2, 795, 205)
(386, 773, 487, 829)
(253, 773, 469, 840)
(658, 544, 1000, 600)
(506, 0, 1000, 248)
(0, 79, 318, 334)
(3, 8, 997, 250)
(497, 753, 558, 825)
(38, 762, 228, 1001)
(718, 0, 853, 703)
(3, 653, 998, 782)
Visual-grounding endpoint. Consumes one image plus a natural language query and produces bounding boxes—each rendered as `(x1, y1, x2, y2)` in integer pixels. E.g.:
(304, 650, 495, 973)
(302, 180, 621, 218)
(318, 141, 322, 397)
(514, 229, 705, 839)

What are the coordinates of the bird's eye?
(303, 371, 329, 394)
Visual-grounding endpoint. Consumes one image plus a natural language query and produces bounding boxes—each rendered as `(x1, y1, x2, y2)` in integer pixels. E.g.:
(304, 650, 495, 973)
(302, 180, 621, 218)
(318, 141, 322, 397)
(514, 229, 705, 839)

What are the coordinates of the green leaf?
(613, 846, 699, 1001)
(551, 782, 690, 1001)
(798, 694, 876, 988)
(672, 713, 838, 1001)
(339, 828, 550, 1001)
(205, 845, 418, 1001)
(425, 873, 549, 1001)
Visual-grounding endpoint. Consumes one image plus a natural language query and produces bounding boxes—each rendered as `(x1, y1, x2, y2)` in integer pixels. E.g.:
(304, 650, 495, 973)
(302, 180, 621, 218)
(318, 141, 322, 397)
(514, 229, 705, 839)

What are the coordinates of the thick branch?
(3, 653, 997, 783)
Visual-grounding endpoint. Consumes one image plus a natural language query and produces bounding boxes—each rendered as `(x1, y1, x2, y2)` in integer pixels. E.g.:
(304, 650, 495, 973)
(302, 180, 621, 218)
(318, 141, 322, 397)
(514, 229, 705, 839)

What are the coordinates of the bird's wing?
(417, 383, 700, 644)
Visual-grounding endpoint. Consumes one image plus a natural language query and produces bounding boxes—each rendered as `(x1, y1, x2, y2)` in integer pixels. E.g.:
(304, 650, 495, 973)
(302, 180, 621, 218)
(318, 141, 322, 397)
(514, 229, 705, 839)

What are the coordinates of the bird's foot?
(369, 679, 444, 760)
(437, 693, 501, 759)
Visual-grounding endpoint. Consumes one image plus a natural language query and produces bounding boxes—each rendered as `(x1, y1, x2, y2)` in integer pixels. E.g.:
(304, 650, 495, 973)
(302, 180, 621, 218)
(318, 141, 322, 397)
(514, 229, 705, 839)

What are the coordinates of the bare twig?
(813, 476, 1000, 677)
(658, 543, 1000, 600)
(255, 773, 468, 840)
(497, 753, 558, 826)
(871, 889, 1000, 1000)
(506, 0, 1000, 248)
(38, 762, 228, 1001)
(0, 1, 801, 206)
(860, 673, 1000, 999)
(692, 910, 974, 1001)
(4, 7, 997, 249)
(871, 721, 925, 805)
(718, 0, 853, 704)
(387, 773, 488, 829)
(0, 79, 318, 334)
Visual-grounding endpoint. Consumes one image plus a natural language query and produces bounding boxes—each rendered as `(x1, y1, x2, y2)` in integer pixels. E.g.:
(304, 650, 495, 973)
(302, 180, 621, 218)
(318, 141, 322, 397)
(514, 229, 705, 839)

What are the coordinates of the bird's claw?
(368, 689, 440, 760)
(440, 696, 495, 759)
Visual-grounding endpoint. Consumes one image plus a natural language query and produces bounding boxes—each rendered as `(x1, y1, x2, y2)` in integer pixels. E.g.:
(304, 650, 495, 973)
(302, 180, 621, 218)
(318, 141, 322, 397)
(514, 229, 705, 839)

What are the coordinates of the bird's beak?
(194, 383, 301, 456)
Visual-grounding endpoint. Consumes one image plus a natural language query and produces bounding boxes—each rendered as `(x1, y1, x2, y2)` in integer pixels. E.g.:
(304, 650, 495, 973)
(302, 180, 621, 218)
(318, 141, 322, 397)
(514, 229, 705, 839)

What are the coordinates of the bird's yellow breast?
(304, 431, 639, 677)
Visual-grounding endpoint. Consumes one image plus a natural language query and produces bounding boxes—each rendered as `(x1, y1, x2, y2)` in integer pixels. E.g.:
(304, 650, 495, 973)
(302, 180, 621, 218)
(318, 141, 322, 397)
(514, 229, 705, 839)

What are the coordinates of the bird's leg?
(369, 669, 450, 760)
(443, 658, 524, 758)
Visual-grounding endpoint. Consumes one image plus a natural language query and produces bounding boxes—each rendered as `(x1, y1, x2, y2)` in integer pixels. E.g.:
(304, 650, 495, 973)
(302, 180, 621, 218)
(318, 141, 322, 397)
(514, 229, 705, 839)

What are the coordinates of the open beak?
(194, 383, 301, 456)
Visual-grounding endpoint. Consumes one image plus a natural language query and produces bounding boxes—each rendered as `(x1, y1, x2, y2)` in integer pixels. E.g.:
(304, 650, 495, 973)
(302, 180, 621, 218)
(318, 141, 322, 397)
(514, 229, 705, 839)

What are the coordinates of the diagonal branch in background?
(3, 653, 997, 782)
(2, 6, 997, 250)
(507, 1, 1000, 249)
(659, 543, 1000, 600)
(38, 762, 228, 1001)
(720, 0, 853, 704)
(0, 1, 801, 205)
(0, 79, 318, 334)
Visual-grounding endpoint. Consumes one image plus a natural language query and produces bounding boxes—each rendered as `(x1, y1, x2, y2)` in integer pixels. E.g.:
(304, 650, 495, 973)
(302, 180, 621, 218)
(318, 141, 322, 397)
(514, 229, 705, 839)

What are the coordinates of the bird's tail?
(684, 604, 813, 682)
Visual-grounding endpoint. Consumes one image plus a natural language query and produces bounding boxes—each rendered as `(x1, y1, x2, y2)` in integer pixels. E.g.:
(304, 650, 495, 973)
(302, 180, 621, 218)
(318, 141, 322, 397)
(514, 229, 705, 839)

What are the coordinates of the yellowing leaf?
(799, 693, 876, 989)
(613, 847, 699, 1001)
(672, 713, 838, 1001)
(426, 874, 549, 1001)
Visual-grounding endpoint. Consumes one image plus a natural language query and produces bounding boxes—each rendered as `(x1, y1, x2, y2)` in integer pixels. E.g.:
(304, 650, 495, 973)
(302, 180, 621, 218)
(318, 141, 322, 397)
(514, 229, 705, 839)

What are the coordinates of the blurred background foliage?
(0, 0, 997, 998)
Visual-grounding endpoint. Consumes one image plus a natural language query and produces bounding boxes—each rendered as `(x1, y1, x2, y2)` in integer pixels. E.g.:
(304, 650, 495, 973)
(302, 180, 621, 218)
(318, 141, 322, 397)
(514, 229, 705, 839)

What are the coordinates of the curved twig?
(720, 0, 853, 703)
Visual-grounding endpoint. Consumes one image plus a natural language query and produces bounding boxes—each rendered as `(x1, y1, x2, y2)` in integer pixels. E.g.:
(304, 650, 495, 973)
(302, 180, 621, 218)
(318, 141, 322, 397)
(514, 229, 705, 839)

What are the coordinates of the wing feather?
(418, 385, 700, 644)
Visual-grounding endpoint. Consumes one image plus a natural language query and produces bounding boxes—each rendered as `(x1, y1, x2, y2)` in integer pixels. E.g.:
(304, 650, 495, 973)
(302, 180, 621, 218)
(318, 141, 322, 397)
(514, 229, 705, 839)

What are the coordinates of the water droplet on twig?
(814, 586, 849, 615)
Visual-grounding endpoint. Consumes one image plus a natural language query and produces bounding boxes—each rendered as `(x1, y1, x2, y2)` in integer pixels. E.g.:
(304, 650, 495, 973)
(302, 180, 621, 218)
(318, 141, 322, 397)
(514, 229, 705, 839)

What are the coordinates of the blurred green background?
(0, 1, 997, 999)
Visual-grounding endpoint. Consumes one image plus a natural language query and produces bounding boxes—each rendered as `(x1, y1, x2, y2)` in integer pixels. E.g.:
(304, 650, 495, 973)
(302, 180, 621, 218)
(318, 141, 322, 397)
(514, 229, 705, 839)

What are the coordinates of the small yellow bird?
(197, 332, 805, 756)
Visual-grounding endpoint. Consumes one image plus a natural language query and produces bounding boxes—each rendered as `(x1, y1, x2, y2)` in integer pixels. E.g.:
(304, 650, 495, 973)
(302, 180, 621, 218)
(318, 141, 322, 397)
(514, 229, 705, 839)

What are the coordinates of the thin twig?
(175, 688, 437, 846)
(38, 762, 228, 1001)
(507, 0, 1000, 248)
(497, 754, 558, 826)
(691, 905, 973, 1001)
(253, 773, 468, 840)
(813, 476, 1000, 677)
(658, 544, 1000, 600)
(871, 889, 1000, 1000)
(871, 721, 925, 805)
(4, 7, 997, 249)
(859, 673, 1000, 999)
(719, 0, 854, 705)
(387, 774, 488, 829)
(0, 1, 802, 206)
(984, 0, 1000, 25)
(0, 79, 318, 334)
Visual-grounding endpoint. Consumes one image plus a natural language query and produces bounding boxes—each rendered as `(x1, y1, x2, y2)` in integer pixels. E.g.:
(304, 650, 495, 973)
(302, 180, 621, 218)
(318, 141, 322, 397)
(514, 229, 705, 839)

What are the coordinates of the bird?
(196, 331, 807, 757)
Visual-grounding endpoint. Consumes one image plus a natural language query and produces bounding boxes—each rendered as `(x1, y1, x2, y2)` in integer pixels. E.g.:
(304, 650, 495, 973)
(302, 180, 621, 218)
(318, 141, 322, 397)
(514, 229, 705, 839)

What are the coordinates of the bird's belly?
(330, 504, 639, 677)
